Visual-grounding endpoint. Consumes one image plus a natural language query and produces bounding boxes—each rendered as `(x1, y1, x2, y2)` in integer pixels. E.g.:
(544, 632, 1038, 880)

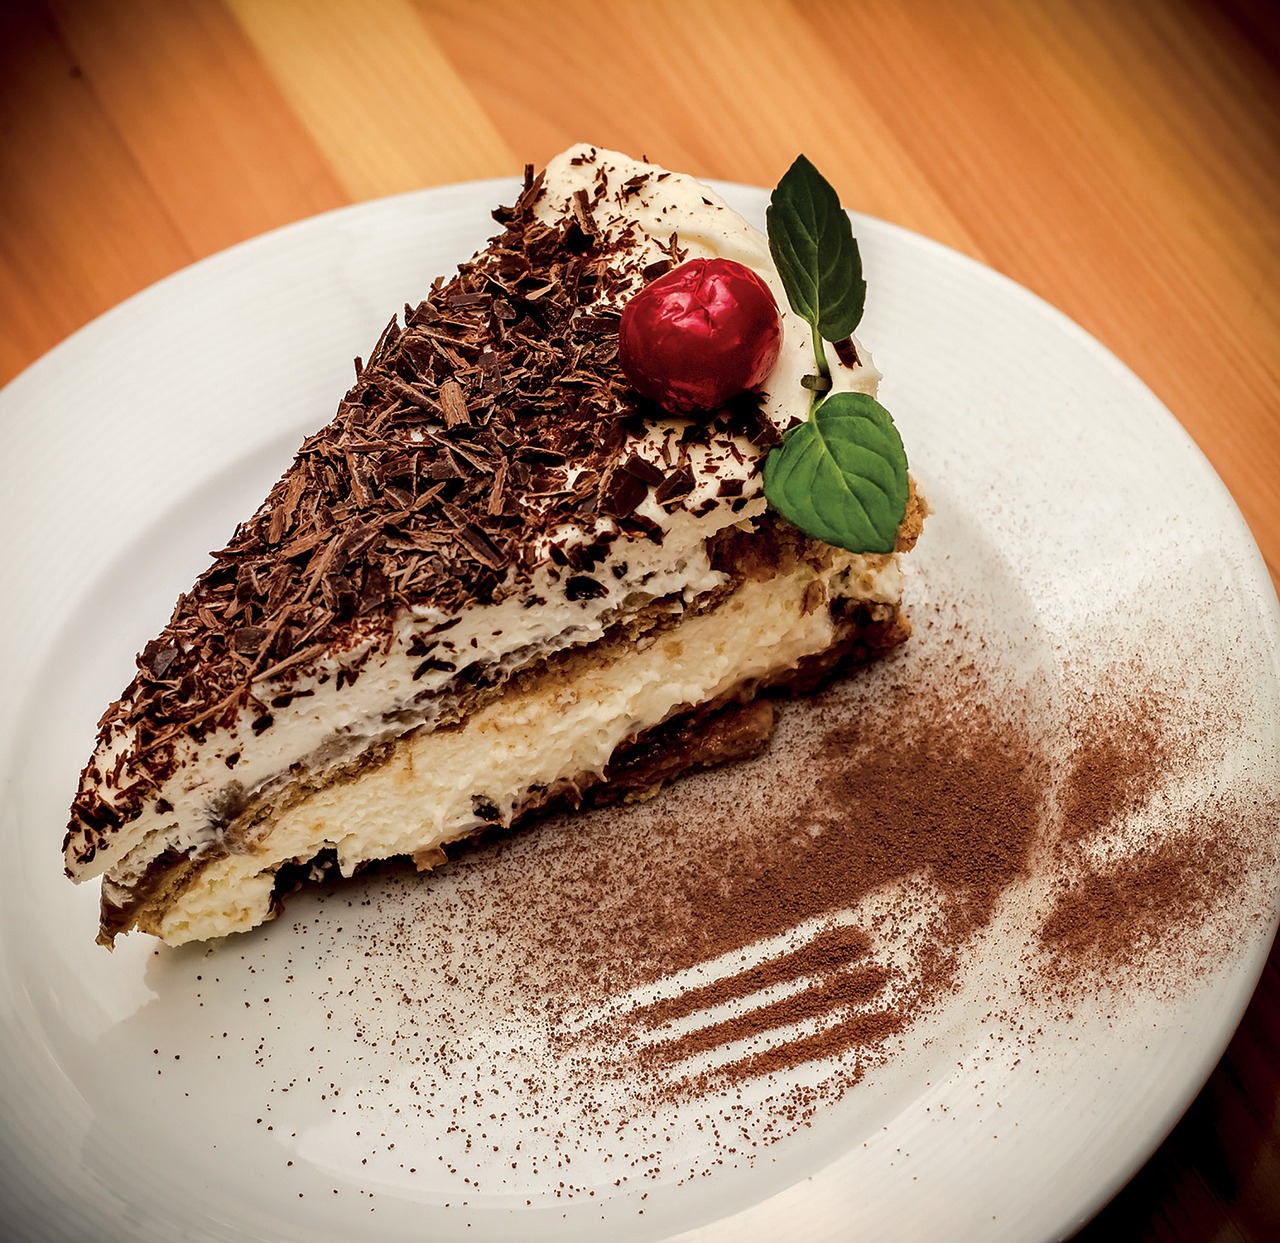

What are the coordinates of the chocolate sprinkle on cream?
(64, 163, 791, 865)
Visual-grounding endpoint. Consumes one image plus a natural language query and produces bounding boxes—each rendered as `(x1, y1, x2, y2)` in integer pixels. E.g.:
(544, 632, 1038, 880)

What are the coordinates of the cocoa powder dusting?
(1056, 677, 1177, 846)
(205, 617, 1275, 1209)
(1037, 834, 1243, 993)
(632, 924, 874, 1030)
(1028, 674, 1260, 1000)
(597, 667, 1046, 1086)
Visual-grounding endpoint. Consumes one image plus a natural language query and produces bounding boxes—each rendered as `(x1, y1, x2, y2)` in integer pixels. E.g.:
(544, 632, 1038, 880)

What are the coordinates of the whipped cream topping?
(66, 146, 898, 890)
(536, 145, 881, 518)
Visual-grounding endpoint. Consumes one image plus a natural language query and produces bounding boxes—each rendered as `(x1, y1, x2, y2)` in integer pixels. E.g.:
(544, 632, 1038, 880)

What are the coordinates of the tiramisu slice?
(65, 145, 924, 947)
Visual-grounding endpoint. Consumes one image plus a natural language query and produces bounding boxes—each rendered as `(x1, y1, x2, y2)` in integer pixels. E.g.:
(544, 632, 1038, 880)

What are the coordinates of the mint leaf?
(762, 391, 907, 554)
(766, 155, 866, 343)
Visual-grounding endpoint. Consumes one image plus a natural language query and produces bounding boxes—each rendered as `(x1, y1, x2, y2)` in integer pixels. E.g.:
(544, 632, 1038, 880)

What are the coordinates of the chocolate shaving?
(622, 453, 665, 487)
(571, 188, 598, 236)
(620, 173, 650, 199)
(571, 313, 621, 335)
(598, 465, 648, 519)
(380, 374, 439, 411)
(231, 627, 268, 656)
(654, 466, 694, 505)
(833, 336, 860, 368)
(477, 347, 502, 395)
(455, 524, 507, 570)
(140, 640, 179, 680)
(565, 575, 608, 602)
(438, 379, 470, 427)
(487, 458, 509, 517)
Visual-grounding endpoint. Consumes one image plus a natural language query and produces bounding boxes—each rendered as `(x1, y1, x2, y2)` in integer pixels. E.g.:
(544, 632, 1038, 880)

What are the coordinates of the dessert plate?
(2, 178, 1278, 1243)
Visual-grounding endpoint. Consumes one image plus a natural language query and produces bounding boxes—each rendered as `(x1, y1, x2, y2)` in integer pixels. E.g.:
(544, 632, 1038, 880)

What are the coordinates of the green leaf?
(766, 154, 866, 342)
(762, 391, 908, 555)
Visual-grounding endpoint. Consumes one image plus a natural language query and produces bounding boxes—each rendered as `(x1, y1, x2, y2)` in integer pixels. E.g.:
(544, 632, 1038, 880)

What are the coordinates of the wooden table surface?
(2, 0, 1277, 1237)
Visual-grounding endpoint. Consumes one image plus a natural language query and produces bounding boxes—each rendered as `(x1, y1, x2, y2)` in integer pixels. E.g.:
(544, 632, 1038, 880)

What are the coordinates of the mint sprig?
(763, 156, 909, 555)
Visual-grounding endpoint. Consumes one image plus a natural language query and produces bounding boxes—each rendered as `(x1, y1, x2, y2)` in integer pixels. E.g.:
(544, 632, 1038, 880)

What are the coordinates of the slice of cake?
(65, 145, 924, 948)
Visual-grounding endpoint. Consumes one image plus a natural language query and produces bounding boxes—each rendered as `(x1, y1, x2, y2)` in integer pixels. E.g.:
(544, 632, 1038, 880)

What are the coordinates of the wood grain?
(228, 0, 516, 197)
(1, 0, 1277, 1237)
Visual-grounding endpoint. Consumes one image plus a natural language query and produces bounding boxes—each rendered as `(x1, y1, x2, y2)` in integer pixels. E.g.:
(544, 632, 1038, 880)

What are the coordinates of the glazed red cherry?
(618, 257, 783, 414)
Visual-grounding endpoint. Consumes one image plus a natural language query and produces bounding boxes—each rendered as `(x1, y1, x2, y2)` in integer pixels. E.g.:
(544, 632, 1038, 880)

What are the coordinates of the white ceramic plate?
(2, 180, 1278, 1243)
